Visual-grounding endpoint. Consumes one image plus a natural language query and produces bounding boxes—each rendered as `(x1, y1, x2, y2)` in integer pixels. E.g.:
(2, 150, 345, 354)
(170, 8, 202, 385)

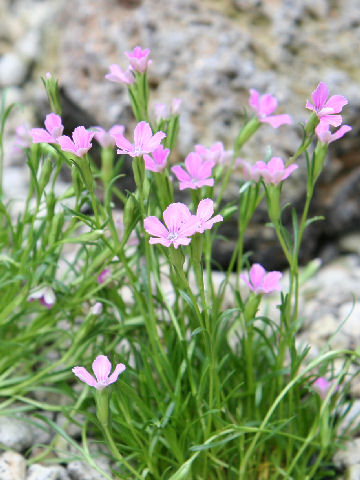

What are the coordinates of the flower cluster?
(306, 82, 351, 143)
(239, 157, 298, 185)
(105, 46, 151, 86)
(144, 199, 223, 249)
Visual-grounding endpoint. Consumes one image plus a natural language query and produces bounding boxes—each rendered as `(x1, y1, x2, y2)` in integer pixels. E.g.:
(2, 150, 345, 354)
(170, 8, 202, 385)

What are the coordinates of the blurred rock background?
(1, 0, 360, 269)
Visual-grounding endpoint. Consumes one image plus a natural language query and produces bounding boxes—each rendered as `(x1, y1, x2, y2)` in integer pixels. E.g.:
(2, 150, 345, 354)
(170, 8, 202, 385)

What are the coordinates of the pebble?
(0, 451, 26, 480)
(0, 53, 28, 87)
(0, 416, 34, 452)
(66, 459, 112, 480)
(26, 464, 70, 480)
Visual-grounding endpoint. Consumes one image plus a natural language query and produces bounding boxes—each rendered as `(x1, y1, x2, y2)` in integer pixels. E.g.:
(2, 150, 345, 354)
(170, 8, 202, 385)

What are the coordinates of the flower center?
(167, 232, 178, 241)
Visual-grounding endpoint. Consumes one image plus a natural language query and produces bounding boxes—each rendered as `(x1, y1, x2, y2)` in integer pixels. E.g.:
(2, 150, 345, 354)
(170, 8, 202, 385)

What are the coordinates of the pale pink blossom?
(194, 199, 223, 233)
(92, 125, 125, 148)
(238, 159, 262, 182)
(255, 157, 298, 185)
(97, 268, 111, 284)
(58, 126, 94, 158)
(105, 64, 135, 85)
(91, 302, 103, 315)
(116, 121, 166, 158)
(312, 377, 338, 399)
(315, 121, 352, 144)
(241, 263, 282, 295)
(144, 203, 198, 248)
(171, 98, 182, 115)
(28, 286, 56, 309)
(124, 46, 151, 73)
(13, 123, 32, 154)
(30, 113, 64, 144)
(195, 142, 233, 165)
(171, 152, 215, 190)
(306, 82, 348, 127)
(154, 103, 168, 123)
(144, 145, 170, 172)
(249, 89, 292, 128)
(72, 355, 126, 391)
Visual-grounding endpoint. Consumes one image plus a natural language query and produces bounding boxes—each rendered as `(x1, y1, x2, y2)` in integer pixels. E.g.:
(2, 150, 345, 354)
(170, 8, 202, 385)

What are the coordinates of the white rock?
(346, 464, 360, 480)
(26, 464, 70, 480)
(0, 53, 28, 87)
(334, 438, 360, 468)
(0, 451, 26, 480)
(66, 458, 112, 480)
(0, 417, 34, 452)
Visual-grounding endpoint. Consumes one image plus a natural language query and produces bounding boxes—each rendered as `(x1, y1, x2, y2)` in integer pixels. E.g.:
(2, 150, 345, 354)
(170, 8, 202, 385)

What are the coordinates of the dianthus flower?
(30, 113, 64, 144)
(13, 123, 32, 154)
(28, 286, 56, 309)
(144, 145, 170, 172)
(105, 64, 135, 85)
(116, 121, 166, 158)
(58, 126, 95, 157)
(306, 82, 348, 127)
(312, 377, 338, 399)
(249, 89, 292, 128)
(195, 142, 233, 165)
(315, 121, 352, 144)
(124, 46, 152, 73)
(255, 157, 298, 185)
(97, 268, 111, 284)
(144, 203, 198, 248)
(72, 355, 126, 390)
(92, 125, 125, 148)
(171, 152, 215, 190)
(194, 199, 223, 233)
(240, 263, 282, 295)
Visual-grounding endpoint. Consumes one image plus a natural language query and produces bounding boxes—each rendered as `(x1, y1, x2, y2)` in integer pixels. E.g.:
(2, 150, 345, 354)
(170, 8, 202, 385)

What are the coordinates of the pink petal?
(144, 154, 158, 172)
(31, 128, 56, 144)
(72, 366, 98, 388)
(163, 203, 191, 231)
(72, 126, 94, 149)
(249, 89, 260, 111)
(262, 271, 282, 293)
(116, 135, 135, 154)
(312, 82, 329, 110)
(261, 114, 292, 128)
(196, 199, 215, 222)
(149, 237, 172, 247)
(177, 215, 199, 238)
(318, 114, 343, 127)
(109, 125, 125, 137)
(185, 152, 203, 177)
(144, 216, 169, 238)
(329, 124, 352, 143)
(193, 179, 214, 188)
(197, 159, 216, 179)
(134, 121, 153, 148)
(57, 135, 77, 154)
(325, 95, 348, 114)
(267, 157, 285, 174)
(249, 264, 266, 289)
(259, 94, 277, 116)
(92, 355, 112, 384)
(145, 131, 166, 152)
(44, 113, 63, 138)
(107, 363, 126, 385)
(171, 165, 191, 182)
(173, 237, 192, 248)
(240, 273, 253, 291)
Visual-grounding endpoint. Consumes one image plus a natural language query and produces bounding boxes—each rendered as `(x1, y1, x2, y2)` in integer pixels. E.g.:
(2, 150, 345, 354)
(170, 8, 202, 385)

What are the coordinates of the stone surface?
(334, 438, 360, 468)
(66, 458, 112, 480)
(0, 451, 26, 480)
(0, 416, 34, 452)
(26, 464, 70, 480)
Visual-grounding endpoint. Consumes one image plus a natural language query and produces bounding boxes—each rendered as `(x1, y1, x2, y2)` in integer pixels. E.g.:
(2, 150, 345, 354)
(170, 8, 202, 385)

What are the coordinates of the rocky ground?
(1, 0, 360, 478)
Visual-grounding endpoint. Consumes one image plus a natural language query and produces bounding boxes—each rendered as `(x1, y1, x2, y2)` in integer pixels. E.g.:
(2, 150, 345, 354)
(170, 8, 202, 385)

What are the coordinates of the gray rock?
(26, 464, 70, 480)
(0, 451, 26, 480)
(0, 53, 28, 87)
(0, 416, 34, 452)
(66, 458, 112, 480)
(346, 464, 360, 480)
(334, 439, 360, 468)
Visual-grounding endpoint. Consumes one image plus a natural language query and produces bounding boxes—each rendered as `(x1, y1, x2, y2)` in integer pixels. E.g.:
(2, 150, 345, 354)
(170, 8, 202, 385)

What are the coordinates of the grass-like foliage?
(0, 50, 358, 479)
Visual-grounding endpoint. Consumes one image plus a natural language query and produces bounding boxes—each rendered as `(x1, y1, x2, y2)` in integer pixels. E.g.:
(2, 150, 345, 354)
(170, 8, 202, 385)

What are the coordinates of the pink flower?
(28, 286, 56, 309)
(238, 159, 262, 182)
(315, 121, 352, 144)
(312, 377, 338, 399)
(92, 125, 125, 148)
(30, 113, 64, 144)
(13, 123, 33, 154)
(58, 126, 95, 158)
(144, 203, 198, 248)
(144, 145, 170, 172)
(254, 157, 298, 185)
(306, 82, 348, 127)
(249, 89, 292, 128)
(97, 268, 111, 284)
(240, 263, 282, 295)
(171, 152, 215, 190)
(154, 103, 168, 123)
(72, 355, 126, 391)
(91, 302, 103, 315)
(194, 199, 223, 233)
(171, 98, 182, 115)
(105, 64, 135, 86)
(124, 46, 151, 73)
(116, 121, 166, 158)
(195, 142, 233, 166)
